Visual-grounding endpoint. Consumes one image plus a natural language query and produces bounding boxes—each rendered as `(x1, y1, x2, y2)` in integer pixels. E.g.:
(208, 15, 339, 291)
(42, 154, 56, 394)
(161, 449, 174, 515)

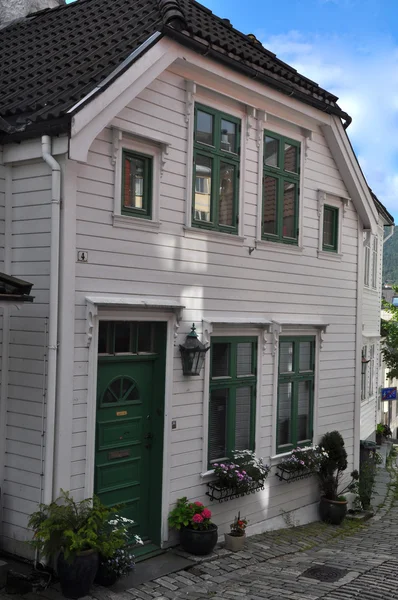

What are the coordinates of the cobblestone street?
(1, 456, 397, 600)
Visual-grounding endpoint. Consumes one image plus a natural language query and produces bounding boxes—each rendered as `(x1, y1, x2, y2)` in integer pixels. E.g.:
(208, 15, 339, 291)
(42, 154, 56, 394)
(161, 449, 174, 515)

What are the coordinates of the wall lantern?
(361, 355, 370, 376)
(179, 323, 210, 376)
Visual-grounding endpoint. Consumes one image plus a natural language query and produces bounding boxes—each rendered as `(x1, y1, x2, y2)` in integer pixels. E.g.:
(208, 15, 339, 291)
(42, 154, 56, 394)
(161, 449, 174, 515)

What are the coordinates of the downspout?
(42, 136, 61, 506)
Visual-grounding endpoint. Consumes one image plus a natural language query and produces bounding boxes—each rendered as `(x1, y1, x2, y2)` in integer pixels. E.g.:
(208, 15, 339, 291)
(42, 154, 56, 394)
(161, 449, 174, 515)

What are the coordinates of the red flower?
(202, 508, 212, 519)
(194, 501, 203, 506)
(192, 513, 204, 523)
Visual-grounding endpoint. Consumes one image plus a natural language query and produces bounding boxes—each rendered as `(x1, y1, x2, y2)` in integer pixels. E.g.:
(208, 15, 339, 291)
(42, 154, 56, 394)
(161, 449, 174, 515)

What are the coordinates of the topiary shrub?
(317, 431, 358, 501)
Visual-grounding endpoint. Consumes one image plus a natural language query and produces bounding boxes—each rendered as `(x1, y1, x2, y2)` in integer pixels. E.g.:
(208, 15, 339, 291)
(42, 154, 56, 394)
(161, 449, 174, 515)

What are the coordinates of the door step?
(133, 543, 165, 563)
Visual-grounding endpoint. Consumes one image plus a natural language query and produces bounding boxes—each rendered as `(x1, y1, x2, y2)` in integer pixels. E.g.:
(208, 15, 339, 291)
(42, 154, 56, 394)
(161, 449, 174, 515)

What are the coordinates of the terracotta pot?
(319, 496, 347, 525)
(180, 524, 218, 556)
(224, 532, 246, 552)
(57, 550, 99, 599)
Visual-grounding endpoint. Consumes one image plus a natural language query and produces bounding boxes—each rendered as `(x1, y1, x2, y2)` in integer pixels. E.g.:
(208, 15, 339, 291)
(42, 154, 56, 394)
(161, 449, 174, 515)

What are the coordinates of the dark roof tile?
(0, 0, 349, 137)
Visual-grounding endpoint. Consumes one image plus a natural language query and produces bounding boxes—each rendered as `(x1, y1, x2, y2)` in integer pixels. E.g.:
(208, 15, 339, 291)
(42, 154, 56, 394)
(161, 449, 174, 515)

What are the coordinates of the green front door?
(95, 321, 166, 548)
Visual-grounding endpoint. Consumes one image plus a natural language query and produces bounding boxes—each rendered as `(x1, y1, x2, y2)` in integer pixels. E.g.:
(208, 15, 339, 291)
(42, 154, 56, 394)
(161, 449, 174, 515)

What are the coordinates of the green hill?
(383, 226, 398, 283)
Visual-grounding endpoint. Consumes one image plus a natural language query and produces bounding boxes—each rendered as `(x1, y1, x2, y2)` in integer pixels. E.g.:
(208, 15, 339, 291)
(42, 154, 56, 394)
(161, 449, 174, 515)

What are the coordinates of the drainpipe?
(42, 136, 61, 506)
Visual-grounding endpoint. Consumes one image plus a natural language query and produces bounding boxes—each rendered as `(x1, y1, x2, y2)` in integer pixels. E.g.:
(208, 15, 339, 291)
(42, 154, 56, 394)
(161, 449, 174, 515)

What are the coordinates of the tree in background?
(381, 287, 398, 380)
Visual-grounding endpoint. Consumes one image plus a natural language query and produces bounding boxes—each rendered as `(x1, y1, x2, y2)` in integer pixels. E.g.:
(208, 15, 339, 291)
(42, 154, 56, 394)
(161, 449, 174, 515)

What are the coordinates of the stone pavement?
(1, 447, 397, 600)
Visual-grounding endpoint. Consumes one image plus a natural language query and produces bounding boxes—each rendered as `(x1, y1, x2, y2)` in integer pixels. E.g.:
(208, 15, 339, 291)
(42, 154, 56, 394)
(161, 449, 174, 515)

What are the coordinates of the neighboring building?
(0, 0, 393, 559)
(360, 198, 394, 441)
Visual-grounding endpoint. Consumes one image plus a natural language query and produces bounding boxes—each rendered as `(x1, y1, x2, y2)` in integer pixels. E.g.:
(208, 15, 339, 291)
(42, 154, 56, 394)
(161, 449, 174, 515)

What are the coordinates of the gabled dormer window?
(262, 131, 300, 245)
(193, 104, 241, 234)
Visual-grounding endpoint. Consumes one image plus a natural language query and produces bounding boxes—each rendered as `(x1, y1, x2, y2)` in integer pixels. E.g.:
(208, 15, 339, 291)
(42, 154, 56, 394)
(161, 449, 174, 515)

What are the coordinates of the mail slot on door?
(108, 449, 130, 460)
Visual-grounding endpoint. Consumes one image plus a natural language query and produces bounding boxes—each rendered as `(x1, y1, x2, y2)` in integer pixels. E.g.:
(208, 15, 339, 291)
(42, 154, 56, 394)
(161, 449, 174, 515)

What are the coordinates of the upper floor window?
(262, 131, 300, 245)
(277, 337, 315, 453)
(368, 344, 375, 397)
(361, 345, 368, 400)
(193, 104, 241, 234)
(208, 337, 257, 466)
(322, 205, 339, 252)
(122, 150, 152, 219)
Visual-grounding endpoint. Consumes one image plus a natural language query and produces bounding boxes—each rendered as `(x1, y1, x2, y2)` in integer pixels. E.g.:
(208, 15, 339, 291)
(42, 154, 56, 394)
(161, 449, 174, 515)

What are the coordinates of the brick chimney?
(0, 0, 64, 27)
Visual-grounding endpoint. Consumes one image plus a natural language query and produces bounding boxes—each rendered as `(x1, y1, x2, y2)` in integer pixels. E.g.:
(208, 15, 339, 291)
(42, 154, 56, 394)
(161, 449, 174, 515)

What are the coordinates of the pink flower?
(192, 513, 203, 523)
(202, 508, 212, 519)
(194, 501, 203, 506)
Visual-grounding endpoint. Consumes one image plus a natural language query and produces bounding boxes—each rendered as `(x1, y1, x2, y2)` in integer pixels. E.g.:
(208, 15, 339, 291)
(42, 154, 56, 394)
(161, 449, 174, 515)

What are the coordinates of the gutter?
(162, 26, 353, 129)
(41, 135, 61, 506)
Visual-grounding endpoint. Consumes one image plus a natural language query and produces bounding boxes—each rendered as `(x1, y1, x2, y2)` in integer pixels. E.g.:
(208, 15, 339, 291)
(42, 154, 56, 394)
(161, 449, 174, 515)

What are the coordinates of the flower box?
(275, 466, 314, 483)
(206, 480, 265, 502)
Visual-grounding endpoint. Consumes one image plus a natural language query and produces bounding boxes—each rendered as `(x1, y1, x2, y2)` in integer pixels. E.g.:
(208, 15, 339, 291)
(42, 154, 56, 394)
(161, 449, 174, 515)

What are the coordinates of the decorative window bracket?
(318, 189, 350, 217)
(270, 321, 282, 356)
(206, 480, 265, 502)
(185, 80, 196, 123)
(246, 105, 256, 140)
(302, 129, 313, 161)
(257, 109, 266, 148)
(275, 467, 314, 483)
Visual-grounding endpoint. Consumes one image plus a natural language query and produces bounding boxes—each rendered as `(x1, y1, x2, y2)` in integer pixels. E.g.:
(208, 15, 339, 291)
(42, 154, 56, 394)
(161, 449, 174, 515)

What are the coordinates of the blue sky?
(67, 0, 398, 220)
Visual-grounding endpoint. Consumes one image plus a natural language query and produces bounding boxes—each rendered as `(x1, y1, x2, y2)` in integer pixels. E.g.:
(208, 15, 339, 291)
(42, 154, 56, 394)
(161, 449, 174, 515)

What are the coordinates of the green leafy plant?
(277, 446, 323, 474)
(168, 497, 214, 531)
(381, 288, 398, 380)
(28, 490, 127, 562)
(316, 431, 359, 501)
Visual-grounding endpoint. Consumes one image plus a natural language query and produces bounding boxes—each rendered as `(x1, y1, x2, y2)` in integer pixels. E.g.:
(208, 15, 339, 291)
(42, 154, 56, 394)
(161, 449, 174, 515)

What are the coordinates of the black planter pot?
(94, 568, 118, 587)
(180, 524, 218, 556)
(376, 432, 383, 445)
(57, 550, 99, 599)
(319, 496, 347, 525)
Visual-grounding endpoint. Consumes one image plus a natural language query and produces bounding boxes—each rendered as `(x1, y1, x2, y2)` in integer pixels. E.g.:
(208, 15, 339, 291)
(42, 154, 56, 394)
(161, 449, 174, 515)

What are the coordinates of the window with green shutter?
(322, 205, 339, 252)
(277, 336, 315, 454)
(122, 150, 152, 219)
(193, 104, 241, 234)
(208, 337, 257, 466)
(262, 131, 300, 244)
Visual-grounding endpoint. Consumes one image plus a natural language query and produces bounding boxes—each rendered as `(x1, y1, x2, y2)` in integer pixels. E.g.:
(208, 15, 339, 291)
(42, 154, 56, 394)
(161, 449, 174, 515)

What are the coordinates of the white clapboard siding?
(0, 161, 51, 556)
(68, 67, 361, 535)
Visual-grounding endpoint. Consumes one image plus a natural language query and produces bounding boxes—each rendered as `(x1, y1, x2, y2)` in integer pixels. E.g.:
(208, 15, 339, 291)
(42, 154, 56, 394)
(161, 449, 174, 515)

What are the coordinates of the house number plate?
(108, 449, 130, 460)
(116, 410, 128, 416)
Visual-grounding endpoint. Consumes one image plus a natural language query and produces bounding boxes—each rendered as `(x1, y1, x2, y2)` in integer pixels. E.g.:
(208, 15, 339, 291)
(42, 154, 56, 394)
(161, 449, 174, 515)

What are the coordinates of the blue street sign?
(382, 387, 397, 400)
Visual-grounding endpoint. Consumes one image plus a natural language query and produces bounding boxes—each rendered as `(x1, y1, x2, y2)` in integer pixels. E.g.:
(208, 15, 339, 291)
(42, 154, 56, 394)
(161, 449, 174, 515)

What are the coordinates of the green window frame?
(208, 337, 257, 466)
(322, 205, 339, 252)
(121, 149, 152, 219)
(277, 336, 315, 454)
(262, 131, 300, 244)
(193, 104, 241, 234)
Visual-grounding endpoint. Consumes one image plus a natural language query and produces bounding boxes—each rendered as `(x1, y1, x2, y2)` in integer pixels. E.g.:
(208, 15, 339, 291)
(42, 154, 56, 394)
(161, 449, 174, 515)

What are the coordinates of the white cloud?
(259, 30, 398, 218)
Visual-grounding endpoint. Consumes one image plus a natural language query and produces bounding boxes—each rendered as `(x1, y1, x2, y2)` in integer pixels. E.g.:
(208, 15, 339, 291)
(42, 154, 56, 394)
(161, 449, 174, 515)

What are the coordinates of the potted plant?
(376, 423, 384, 445)
(94, 515, 142, 587)
(168, 498, 218, 556)
(224, 512, 247, 552)
(28, 491, 126, 599)
(316, 431, 359, 525)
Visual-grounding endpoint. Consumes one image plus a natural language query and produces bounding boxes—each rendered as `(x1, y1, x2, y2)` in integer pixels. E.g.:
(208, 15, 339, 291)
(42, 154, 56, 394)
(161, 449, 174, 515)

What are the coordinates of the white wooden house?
(0, 0, 393, 559)
(360, 198, 394, 441)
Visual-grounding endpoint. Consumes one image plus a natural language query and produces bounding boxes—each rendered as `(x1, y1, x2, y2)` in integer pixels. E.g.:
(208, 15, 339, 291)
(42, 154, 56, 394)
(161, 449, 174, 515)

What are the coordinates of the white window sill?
(255, 239, 303, 256)
(200, 469, 215, 479)
(317, 250, 343, 261)
(113, 214, 161, 232)
(184, 226, 246, 246)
